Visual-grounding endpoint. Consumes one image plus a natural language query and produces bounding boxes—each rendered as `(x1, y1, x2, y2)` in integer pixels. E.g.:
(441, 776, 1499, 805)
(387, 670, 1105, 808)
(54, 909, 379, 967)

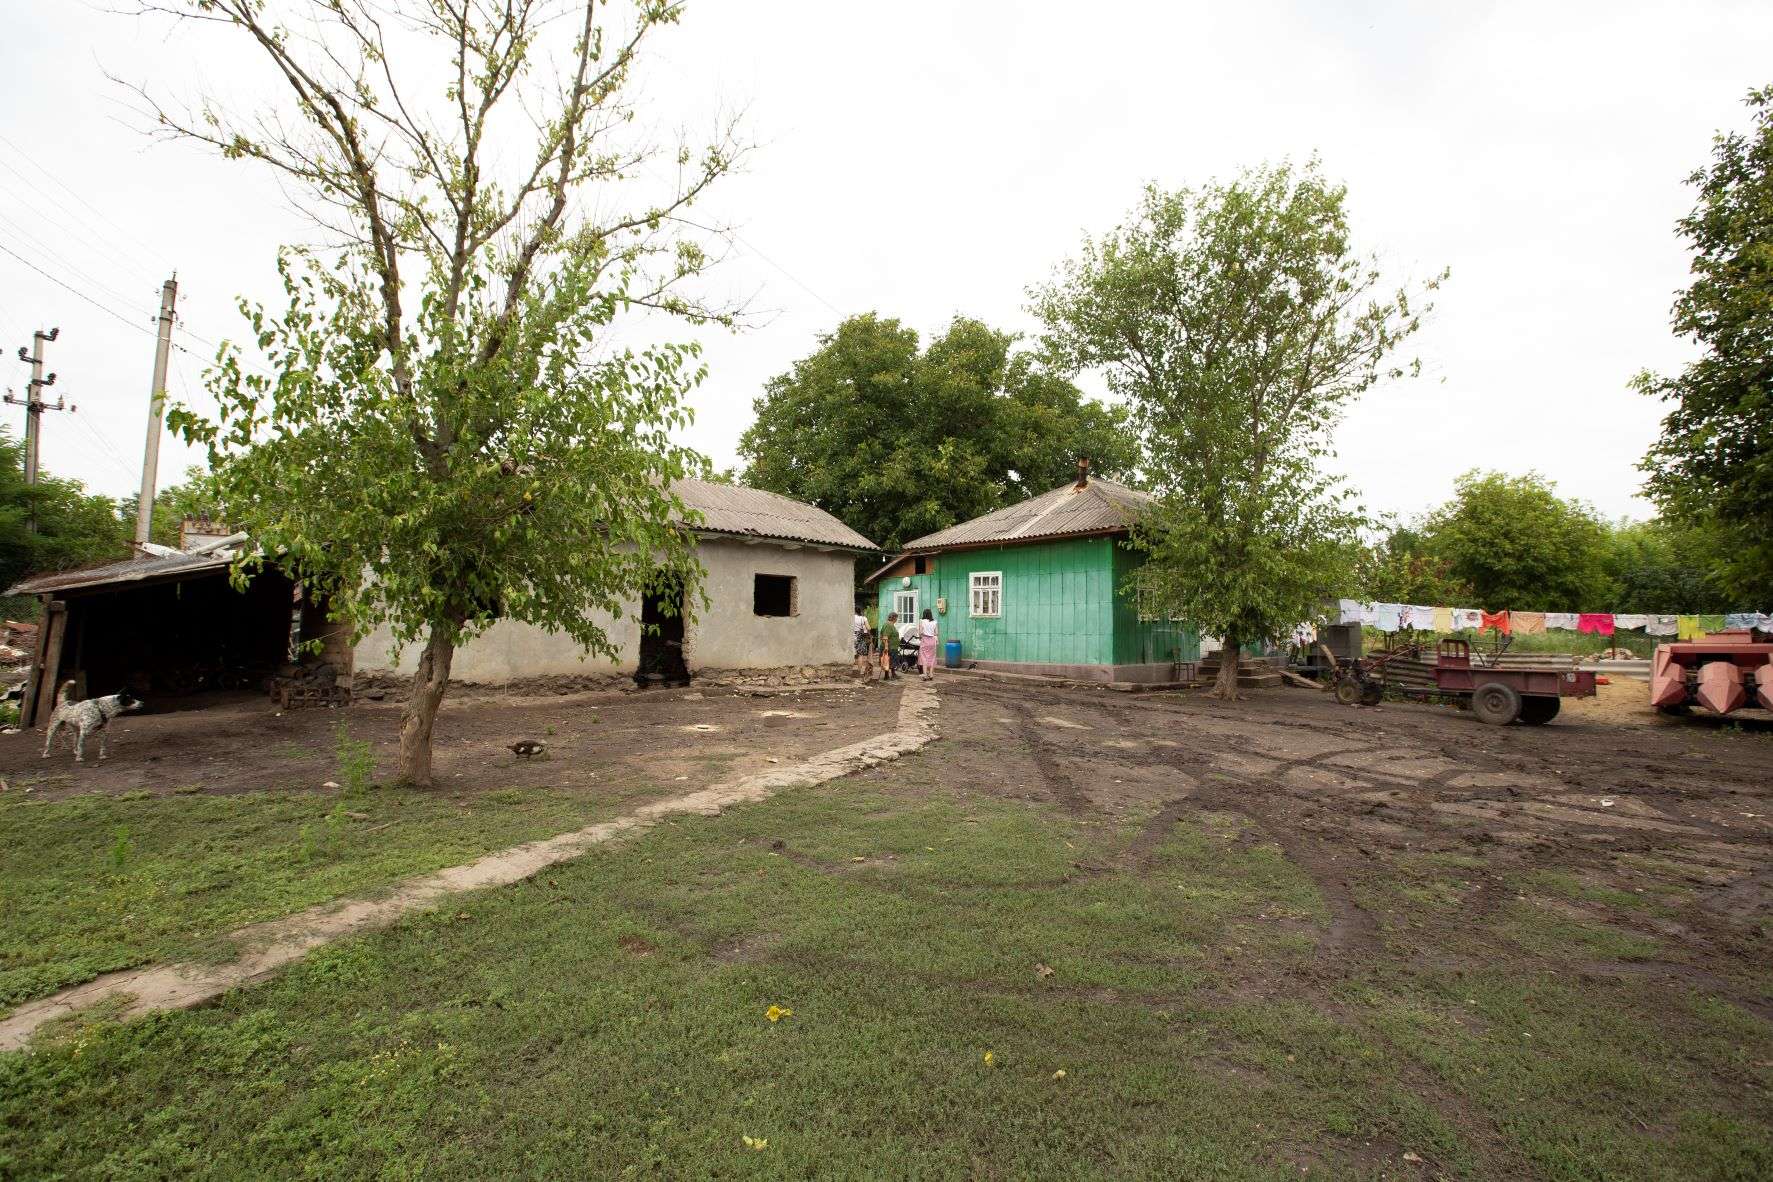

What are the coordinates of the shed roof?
(673, 479, 876, 552)
(7, 548, 238, 596)
(898, 477, 1151, 553)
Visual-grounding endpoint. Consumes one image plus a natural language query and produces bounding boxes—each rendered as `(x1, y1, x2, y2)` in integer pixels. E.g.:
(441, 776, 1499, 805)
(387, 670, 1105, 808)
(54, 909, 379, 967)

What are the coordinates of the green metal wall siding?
(876, 536, 1199, 669)
(1109, 542, 1201, 664)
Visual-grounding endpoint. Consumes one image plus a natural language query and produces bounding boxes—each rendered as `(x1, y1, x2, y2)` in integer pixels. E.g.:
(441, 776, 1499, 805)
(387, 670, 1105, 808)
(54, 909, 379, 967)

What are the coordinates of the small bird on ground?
(508, 740, 548, 761)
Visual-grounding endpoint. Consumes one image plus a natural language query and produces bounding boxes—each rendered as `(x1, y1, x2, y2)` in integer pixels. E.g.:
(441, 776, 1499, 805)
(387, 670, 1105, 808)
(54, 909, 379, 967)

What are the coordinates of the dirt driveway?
(0, 680, 894, 802)
(926, 674, 1773, 1018)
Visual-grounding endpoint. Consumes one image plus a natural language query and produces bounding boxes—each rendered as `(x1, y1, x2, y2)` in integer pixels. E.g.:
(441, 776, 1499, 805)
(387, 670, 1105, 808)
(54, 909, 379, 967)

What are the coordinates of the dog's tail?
(56, 679, 75, 706)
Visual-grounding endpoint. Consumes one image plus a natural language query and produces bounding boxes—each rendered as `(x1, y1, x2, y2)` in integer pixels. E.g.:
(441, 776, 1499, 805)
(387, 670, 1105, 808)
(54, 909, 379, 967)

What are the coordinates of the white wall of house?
(352, 537, 856, 682)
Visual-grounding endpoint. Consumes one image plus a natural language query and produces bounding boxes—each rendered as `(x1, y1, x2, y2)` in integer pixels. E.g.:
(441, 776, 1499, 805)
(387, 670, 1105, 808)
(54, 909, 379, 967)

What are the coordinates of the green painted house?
(866, 472, 1199, 684)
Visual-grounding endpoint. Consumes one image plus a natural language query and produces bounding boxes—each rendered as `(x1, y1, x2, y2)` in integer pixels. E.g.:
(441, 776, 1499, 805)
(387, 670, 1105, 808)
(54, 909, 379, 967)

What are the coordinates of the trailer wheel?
(1471, 681, 1521, 725)
(1333, 675, 1362, 706)
(1518, 696, 1561, 725)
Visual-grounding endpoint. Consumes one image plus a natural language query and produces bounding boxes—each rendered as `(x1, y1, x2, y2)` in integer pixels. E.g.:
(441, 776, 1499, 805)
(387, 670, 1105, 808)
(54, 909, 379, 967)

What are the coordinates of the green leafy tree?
(1418, 471, 1613, 611)
(1604, 518, 1723, 614)
(1359, 522, 1473, 606)
(1637, 86, 1773, 606)
(116, 466, 222, 549)
(0, 428, 129, 604)
(738, 313, 1137, 551)
(145, 0, 740, 785)
(1032, 163, 1440, 696)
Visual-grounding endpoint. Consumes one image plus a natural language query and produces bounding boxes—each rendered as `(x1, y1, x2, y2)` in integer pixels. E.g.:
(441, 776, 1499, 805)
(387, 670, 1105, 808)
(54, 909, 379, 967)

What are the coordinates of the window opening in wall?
(753, 573, 796, 617)
(913, 556, 926, 575)
(969, 571, 1002, 617)
(892, 589, 918, 621)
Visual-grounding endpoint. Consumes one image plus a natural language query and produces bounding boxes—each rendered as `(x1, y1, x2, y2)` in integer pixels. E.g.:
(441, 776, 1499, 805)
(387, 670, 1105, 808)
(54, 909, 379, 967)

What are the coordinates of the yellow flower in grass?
(765, 1005, 792, 1023)
(742, 1135, 769, 1151)
(982, 1051, 995, 1068)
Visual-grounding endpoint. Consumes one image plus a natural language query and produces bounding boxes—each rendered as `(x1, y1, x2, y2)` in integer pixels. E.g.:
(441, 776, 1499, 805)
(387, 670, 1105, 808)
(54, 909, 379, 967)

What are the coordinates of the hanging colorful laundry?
(1698, 614, 1726, 634)
(1545, 613, 1580, 631)
(1480, 610, 1511, 635)
(1645, 615, 1679, 636)
(1511, 611, 1546, 635)
(1724, 612, 1772, 630)
(1432, 606, 1454, 632)
(1401, 604, 1437, 631)
(1374, 603, 1402, 633)
(1612, 614, 1648, 631)
(1577, 613, 1614, 636)
(1452, 608, 1484, 631)
(1676, 615, 1703, 641)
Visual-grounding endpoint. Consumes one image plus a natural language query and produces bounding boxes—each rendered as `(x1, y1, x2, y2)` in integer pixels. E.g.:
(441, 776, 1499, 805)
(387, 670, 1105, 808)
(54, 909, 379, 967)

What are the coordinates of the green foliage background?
(738, 314, 1137, 552)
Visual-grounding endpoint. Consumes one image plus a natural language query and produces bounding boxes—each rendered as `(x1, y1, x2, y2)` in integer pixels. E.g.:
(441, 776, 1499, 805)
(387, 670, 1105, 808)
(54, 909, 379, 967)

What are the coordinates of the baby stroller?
(895, 630, 921, 673)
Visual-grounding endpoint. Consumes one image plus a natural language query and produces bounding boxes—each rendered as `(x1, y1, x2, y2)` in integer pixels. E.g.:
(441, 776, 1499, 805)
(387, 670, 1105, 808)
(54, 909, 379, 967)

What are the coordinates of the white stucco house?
(353, 479, 877, 685)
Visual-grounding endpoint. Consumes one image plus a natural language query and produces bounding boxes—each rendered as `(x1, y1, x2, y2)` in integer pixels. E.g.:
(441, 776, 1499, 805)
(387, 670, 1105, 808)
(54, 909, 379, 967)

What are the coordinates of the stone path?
(0, 680, 939, 1052)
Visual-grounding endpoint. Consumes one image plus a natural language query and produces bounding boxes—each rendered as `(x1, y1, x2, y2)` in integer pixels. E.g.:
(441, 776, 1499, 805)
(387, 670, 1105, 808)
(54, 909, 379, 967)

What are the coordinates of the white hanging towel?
(1337, 599, 1365, 625)
(1374, 603, 1402, 633)
(1452, 608, 1484, 631)
(1612, 614, 1648, 631)
(1544, 612, 1580, 631)
(1401, 604, 1437, 630)
(1644, 615, 1679, 636)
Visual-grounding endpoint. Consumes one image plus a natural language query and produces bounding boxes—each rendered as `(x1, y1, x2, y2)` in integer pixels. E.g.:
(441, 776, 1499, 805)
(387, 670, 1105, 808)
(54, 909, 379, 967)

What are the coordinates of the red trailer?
(1650, 629, 1773, 718)
(1334, 639, 1595, 725)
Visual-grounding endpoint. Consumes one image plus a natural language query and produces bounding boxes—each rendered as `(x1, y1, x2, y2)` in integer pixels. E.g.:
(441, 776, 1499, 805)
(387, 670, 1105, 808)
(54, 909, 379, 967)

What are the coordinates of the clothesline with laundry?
(1330, 602, 1773, 640)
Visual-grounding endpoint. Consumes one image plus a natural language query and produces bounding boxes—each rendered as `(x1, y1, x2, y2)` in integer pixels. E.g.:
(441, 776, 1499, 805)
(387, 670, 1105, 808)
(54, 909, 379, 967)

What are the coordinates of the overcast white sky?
(2, 0, 1769, 526)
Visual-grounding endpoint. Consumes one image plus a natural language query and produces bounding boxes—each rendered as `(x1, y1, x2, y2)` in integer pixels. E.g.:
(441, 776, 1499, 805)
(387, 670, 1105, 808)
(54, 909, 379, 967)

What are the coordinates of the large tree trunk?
(1210, 634, 1242, 700)
(398, 625, 455, 787)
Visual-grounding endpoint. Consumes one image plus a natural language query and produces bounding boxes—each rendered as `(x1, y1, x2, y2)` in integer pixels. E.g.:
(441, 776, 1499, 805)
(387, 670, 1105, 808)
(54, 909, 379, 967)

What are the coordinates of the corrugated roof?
(6, 483, 874, 598)
(672, 479, 877, 551)
(899, 477, 1151, 552)
(6, 548, 237, 596)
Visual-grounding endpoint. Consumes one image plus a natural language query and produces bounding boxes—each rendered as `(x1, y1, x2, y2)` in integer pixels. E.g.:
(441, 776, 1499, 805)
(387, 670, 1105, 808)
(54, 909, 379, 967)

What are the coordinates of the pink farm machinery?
(1651, 628, 1773, 718)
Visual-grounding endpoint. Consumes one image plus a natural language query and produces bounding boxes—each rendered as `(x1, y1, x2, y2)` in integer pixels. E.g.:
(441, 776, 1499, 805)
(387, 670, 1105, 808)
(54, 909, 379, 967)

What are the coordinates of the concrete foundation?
(354, 538, 858, 683)
(962, 658, 1197, 685)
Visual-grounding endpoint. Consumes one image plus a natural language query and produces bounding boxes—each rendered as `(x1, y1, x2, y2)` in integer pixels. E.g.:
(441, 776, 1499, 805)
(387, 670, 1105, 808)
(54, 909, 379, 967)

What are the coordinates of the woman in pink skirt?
(916, 608, 939, 681)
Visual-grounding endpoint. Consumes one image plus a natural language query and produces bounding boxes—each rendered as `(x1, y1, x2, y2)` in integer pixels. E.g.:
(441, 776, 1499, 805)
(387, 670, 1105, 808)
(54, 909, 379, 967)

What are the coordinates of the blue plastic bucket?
(944, 640, 962, 668)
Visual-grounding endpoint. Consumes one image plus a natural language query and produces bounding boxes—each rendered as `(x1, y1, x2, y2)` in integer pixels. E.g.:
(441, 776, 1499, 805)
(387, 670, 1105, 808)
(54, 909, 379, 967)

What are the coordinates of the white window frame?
(891, 589, 918, 622)
(969, 571, 1002, 618)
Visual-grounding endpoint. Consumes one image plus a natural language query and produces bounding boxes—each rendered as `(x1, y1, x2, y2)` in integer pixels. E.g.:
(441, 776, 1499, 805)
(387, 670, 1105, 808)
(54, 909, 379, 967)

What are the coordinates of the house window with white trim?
(891, 589, 918, 621)
(969, 571, 1002, 618)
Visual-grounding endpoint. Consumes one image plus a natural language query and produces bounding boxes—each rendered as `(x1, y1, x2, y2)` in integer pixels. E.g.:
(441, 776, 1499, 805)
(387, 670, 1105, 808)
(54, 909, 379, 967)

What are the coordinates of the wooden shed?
(6, 540, 345, 725)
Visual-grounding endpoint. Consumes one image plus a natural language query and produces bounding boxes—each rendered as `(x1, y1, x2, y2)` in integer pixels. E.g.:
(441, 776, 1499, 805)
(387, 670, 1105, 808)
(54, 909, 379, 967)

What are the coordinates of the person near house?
(916, 608, 939, 681)
(853, 609, 872, 679)
(877, 612, 899, 679)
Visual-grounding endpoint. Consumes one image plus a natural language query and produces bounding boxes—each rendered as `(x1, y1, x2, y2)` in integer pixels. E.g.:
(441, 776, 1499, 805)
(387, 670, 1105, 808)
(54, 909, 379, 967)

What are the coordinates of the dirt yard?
(925, 674, 1773, 1020)
(0, 679, 894, 802)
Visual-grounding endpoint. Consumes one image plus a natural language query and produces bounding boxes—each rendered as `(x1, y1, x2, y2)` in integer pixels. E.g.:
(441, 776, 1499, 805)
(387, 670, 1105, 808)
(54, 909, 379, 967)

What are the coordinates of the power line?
(0, 168, 163, 292)
(0, 130, 178, 277)
(0, 240, 166, 341)
(0, 207, 156, 319)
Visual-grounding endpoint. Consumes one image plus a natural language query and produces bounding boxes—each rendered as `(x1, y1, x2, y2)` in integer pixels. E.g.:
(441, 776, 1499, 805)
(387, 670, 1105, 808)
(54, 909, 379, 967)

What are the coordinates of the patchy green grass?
(1, 764, 1766, 1180)
(0, 775, 655, 1011)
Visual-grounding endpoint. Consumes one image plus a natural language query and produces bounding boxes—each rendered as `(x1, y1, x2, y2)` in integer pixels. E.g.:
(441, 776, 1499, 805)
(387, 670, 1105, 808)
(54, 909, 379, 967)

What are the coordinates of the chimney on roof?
(1074, 457, 1091, 490)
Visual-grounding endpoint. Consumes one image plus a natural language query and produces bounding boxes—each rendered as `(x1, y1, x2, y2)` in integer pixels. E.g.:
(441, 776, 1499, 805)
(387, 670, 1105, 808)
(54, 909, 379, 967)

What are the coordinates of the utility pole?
(6, 327, 70, 534)
(134, 276, 177, 547)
